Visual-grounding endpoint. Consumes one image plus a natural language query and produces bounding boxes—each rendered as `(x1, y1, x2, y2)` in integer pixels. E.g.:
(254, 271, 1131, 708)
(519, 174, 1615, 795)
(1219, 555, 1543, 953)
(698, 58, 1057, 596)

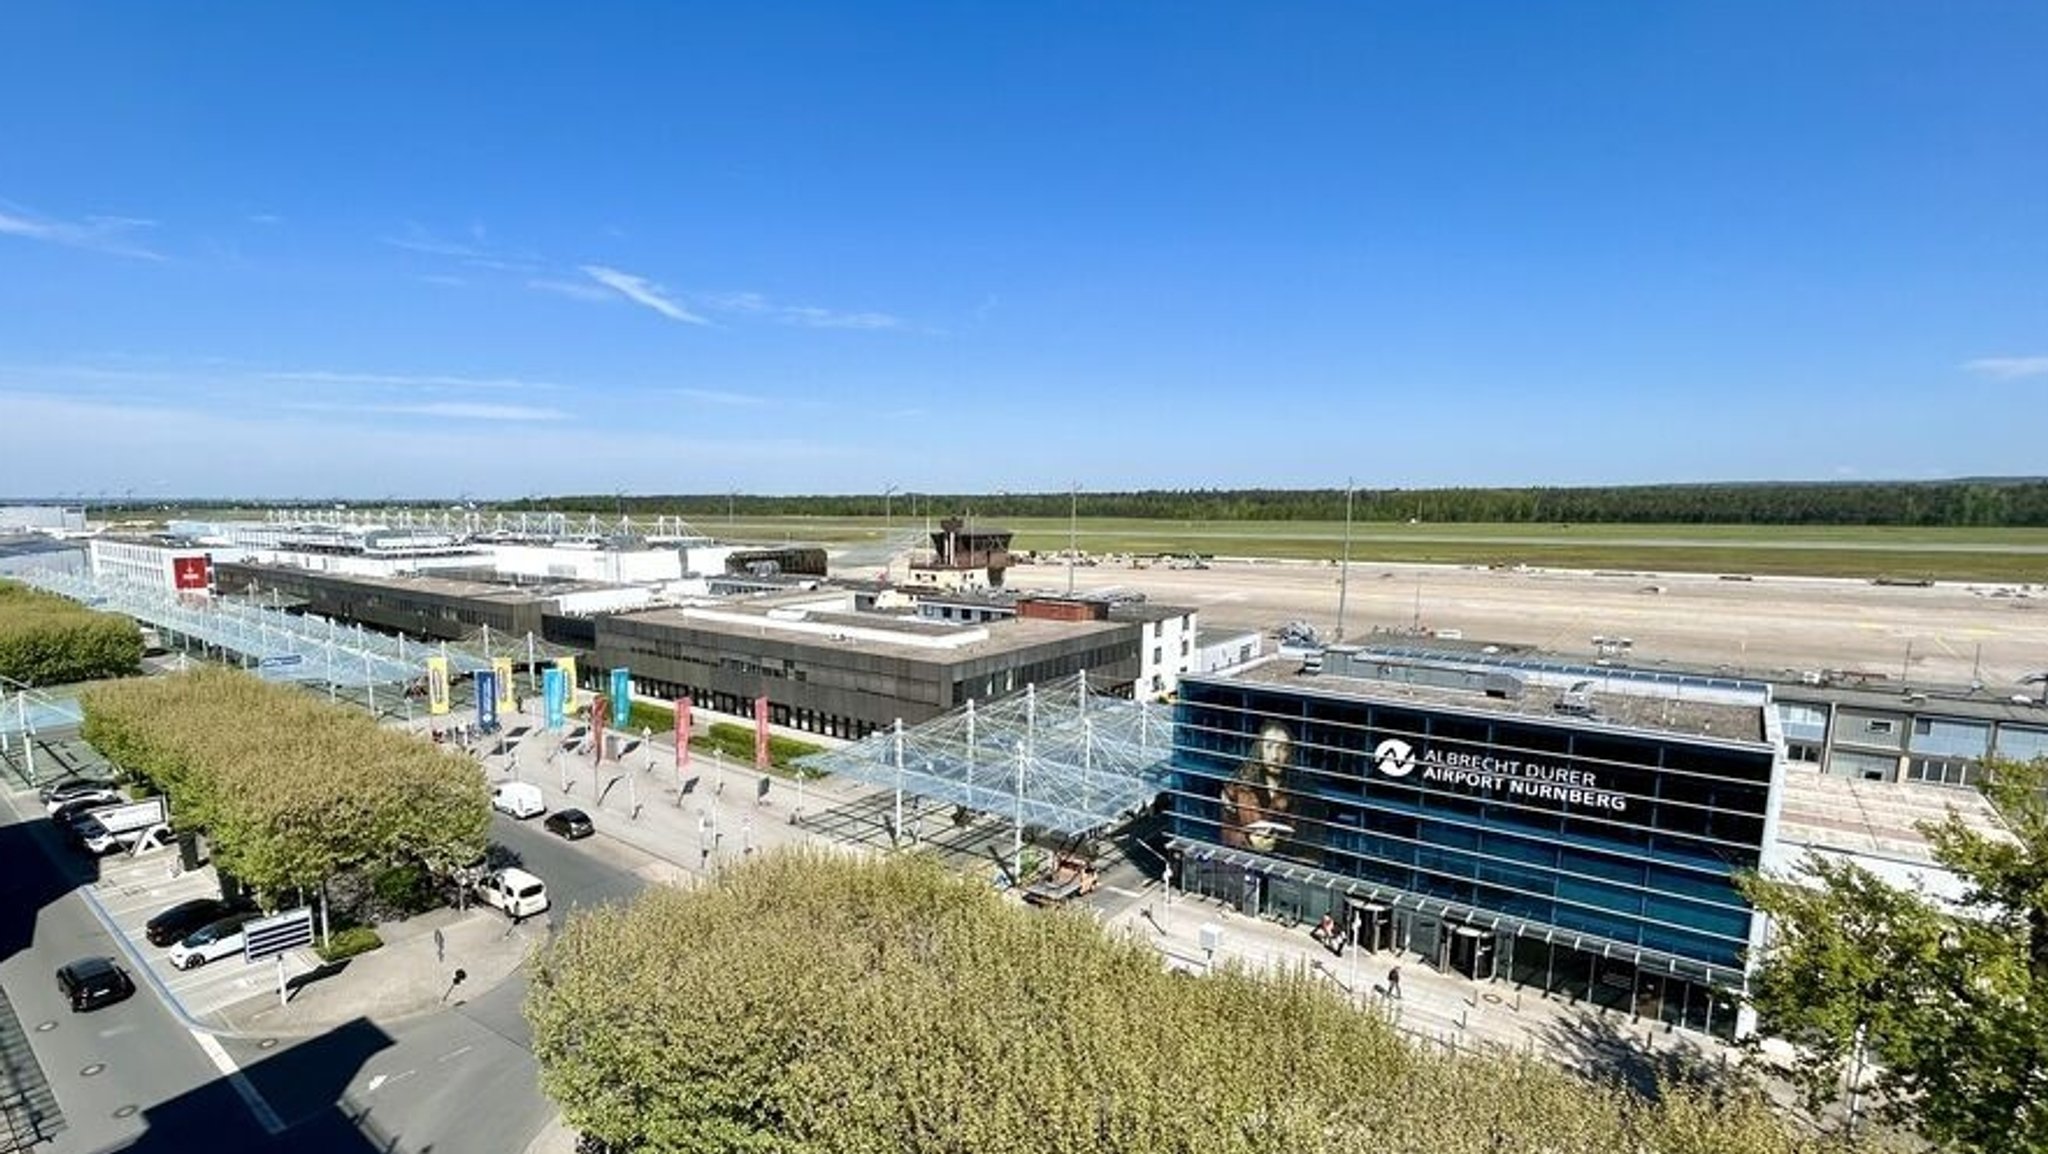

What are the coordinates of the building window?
(1865, 719, 1896, 737)
(1153, 647, 1163, 664)
(1785, 742, 1821, 764)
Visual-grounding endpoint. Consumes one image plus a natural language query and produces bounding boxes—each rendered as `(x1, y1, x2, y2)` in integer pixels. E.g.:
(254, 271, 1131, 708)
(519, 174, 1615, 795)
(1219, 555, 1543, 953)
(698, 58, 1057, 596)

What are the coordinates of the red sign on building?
(753, 695, 770, 770)
(172, 555, 212, 591)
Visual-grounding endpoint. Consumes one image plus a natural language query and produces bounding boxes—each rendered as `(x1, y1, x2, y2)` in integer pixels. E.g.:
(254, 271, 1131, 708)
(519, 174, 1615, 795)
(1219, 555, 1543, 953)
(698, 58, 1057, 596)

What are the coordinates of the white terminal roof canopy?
(797, 673, 1174, 836)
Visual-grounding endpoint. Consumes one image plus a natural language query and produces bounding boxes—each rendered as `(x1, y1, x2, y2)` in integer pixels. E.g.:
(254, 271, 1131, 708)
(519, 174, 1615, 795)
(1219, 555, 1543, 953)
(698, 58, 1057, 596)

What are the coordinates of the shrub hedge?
(0, 580, 142, 686)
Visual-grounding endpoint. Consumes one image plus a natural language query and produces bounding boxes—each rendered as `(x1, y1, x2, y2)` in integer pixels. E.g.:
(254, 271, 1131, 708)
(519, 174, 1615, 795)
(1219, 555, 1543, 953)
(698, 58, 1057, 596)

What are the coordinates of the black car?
(544, 808, 594, 840)
(146, 898, 241, 947)
(57, 957, 135, 1012)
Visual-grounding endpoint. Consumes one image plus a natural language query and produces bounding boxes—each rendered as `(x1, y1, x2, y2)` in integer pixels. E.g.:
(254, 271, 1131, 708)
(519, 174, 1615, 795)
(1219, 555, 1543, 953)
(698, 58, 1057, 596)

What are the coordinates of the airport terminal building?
(1163, 646, 1783, 1040)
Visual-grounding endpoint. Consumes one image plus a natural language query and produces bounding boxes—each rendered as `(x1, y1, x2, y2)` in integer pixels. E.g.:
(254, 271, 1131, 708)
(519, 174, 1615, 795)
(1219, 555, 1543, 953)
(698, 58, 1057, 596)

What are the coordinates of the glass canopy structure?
(10, 567, 576, 692)
(796, 672, 1174, 837)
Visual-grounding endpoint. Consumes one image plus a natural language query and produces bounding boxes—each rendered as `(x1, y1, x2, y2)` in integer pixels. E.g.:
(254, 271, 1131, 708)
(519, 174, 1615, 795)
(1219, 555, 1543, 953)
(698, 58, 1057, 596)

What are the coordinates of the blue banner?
(542, 667, 567, 730)
(610, 668, 631, 727)
(475, 669, 498, 732)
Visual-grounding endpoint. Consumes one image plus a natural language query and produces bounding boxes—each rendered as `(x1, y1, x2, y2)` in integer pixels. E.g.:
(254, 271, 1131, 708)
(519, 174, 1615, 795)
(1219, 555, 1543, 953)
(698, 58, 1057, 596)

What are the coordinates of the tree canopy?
(81, 667, 489, 897)
(0, 579, 141, 686)
(504, 478, 2048, 527)
(1743, 758, 2048, 1152)
(530, 851, 1840, 1154)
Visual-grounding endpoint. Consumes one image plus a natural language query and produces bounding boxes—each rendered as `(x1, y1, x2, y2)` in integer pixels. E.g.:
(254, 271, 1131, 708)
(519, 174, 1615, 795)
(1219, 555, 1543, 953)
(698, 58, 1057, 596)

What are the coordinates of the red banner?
(675, 697, 691, 771)
(753, 694, 770, 770)
(591, 693, 608, 764)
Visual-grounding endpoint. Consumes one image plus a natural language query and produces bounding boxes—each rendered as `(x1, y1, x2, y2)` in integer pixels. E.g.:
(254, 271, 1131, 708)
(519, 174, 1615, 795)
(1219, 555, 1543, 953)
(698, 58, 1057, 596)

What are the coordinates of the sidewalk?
(442, 706, 881, 887)
(212, 906, 547, 1036)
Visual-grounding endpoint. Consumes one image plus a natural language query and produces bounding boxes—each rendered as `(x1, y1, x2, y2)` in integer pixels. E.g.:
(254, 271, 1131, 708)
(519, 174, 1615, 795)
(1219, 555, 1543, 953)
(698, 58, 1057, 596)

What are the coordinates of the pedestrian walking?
(1387, 965, 1403, 1000)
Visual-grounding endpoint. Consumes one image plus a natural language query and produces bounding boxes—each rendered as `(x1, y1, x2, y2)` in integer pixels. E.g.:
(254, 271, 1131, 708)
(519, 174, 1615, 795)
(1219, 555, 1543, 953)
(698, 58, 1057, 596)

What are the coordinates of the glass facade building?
(1163, 669, 1780, 1040)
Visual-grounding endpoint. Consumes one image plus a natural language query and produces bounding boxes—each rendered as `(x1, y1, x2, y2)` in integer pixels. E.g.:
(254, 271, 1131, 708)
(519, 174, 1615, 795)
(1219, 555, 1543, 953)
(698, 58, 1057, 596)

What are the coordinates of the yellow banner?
(426, 656, 451, 716)
(556, 656, 579, 710)
(493, 657, 517, 713)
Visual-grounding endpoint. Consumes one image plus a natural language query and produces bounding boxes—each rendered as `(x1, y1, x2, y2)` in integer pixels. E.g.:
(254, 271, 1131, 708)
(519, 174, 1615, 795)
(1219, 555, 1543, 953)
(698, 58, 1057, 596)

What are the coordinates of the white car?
(474, 867, 550, 921)
(43, 784, 123, 815)
(168, 913, 260, 970)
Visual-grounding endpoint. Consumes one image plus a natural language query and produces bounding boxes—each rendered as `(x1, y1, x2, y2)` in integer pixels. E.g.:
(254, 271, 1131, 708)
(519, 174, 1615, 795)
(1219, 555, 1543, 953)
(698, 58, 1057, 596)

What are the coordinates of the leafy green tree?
(0, 580, 142, 685)
(81, 668, 489, 900)
(1744, 758, 2048, 1152)
(532, 851, 1842, 1154)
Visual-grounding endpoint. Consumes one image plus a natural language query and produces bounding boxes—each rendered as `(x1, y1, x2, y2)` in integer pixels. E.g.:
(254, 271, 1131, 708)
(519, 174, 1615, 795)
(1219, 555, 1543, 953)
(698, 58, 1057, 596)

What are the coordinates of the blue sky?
(2, 4, 2043, 499)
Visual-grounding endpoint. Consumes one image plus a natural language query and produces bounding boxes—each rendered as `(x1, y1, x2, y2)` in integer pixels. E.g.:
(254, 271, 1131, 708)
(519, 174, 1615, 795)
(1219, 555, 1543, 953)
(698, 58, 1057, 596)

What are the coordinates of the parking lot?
(86, 848, 321, 1025)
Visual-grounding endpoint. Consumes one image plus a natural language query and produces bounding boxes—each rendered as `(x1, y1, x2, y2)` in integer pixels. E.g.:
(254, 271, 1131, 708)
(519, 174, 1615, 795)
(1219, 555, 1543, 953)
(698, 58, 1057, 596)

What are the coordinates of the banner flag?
(592, 693, 608, 765)
(542, 667, 566, 729)
(675, 697, 691, 771)
(476, 669, 498, 732)
(610, 668, 631, 727)
(426, 656, 451, 716)
(754, 694, 771, 770)
(556, 656, 580, 710)
(493, 657, 516, 713)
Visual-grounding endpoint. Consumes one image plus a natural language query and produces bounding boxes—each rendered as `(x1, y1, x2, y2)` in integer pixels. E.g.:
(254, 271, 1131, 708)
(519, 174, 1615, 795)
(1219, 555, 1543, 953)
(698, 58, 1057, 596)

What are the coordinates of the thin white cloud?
(248, 213, 282, 226)
(674, 387, 768, 406)
(528, 277, 615, 303)
(0, 203, 164, 260)
(782, 306, 901, 330)
(581, 265, 710, 324)
(261, 369, 562, 392)
(702, 290, 901, 330)
(381, 223, 539, 271)
(291, 401, 568, 422)
(418, 273, 467, 287)
(1962, 356, 2048, 380)
(0, 389, 848, 497)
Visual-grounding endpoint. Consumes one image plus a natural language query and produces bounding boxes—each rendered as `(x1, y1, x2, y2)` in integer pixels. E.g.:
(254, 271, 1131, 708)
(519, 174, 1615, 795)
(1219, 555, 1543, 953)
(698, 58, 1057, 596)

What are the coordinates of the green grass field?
(712, 517, 2048, 582)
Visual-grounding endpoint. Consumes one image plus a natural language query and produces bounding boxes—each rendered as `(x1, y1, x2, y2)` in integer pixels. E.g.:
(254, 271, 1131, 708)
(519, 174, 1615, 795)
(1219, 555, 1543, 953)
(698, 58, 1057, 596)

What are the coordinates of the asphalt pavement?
(0, 791, 317, 1153)
(208, 808, 656, 1154)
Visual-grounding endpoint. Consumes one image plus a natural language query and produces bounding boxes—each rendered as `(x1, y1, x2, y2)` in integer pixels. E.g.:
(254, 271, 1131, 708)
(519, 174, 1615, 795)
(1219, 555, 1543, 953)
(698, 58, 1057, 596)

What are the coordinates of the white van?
(490, 782, 545, 820)
(474, 868, 549, 921)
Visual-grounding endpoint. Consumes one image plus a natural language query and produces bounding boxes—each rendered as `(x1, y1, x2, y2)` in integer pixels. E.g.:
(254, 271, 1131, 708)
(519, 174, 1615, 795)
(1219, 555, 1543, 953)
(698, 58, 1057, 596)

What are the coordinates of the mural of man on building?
(1220, 719, 1297, 853)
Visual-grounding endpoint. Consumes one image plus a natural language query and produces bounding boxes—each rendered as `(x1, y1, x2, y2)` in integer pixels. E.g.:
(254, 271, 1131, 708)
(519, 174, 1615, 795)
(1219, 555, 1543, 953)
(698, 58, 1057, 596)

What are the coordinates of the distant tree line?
(502, 479, 2048, 526)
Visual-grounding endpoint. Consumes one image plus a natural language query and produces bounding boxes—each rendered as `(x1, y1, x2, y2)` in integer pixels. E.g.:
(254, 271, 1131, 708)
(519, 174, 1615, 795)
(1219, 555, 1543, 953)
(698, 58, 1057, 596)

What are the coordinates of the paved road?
(0, 798, 282, 1154)
(219, 811, 651, 1154)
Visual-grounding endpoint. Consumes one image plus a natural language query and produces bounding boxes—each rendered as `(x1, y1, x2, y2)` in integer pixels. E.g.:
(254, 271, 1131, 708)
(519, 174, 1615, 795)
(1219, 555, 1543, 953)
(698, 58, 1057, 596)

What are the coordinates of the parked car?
(50, 796, 122, 826)
(147, 898, 244, 947)
(41, 781, 123, 814)
(473, 867, 550, 921)
(168, 912, 262, 970)
(56, 956, 135, 1012)
(490, 782, 546, 820)
(544, 808, 594, 840)
(70, 816, 174, 857)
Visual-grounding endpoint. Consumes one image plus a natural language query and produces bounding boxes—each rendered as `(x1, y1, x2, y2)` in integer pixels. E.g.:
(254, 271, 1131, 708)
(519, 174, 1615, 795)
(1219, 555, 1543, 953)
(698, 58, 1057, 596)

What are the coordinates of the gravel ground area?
(1005, 560, 2048, 689)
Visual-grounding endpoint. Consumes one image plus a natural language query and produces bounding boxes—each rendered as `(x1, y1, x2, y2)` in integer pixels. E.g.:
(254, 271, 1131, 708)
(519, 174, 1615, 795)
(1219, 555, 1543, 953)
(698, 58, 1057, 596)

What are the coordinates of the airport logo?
(1373, 738, 1416, 778)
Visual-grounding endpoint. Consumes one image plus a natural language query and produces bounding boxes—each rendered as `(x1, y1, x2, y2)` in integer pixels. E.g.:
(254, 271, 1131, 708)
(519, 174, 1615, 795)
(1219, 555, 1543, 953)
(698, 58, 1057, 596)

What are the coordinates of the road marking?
(365, 1068, 418, 1094)
(437, 1045, 473, 1063)
(1103, 885, 1142, 898)
(191, 1029, 285, 1135)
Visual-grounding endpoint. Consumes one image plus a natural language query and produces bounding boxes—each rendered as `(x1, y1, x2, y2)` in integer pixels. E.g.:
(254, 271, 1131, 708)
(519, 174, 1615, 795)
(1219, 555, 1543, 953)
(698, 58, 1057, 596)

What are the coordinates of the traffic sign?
(244, 907, 314, 963)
